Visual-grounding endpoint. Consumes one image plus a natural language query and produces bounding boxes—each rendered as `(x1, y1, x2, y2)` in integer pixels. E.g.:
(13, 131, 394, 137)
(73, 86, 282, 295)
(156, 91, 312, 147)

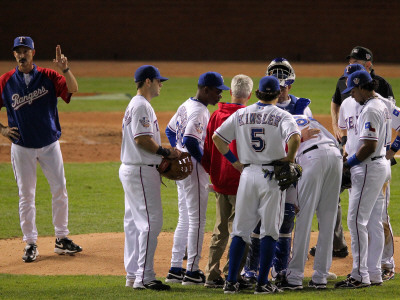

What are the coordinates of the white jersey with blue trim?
(338, 96, 362, 157)
(293, 115, 338, 154)
(215, 102, 300, 164)
(167, 98, 210, 153)
(357, 98, 390, 159)
(120, 95, 162, 165)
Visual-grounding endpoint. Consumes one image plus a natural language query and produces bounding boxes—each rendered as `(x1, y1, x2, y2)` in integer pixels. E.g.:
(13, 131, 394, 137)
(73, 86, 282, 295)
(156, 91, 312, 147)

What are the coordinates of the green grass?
(0, 274, 398, 299)
(58, 77, 400, 115)
(1, 161, 399, 239)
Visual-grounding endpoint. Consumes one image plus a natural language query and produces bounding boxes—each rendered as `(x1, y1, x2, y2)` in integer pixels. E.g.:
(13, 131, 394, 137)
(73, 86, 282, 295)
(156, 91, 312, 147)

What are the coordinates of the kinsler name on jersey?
(238, 111, 281, 127)
(11, 86, 49, 110)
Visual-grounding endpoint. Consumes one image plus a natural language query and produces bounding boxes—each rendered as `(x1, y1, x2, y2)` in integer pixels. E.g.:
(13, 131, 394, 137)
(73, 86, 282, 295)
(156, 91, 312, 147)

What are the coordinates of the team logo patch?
(365, 122, 375, 132)
(194, 122, 204, 134)
(393, 109, 400, 117)
(139, 117, 150, 128)
(366, 54, 371, 60)
(294, 117, 310, 126)
(353, 77, 360, 85)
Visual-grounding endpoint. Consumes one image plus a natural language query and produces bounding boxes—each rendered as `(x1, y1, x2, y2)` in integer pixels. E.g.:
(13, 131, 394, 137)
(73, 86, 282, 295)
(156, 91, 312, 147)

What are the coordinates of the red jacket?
(202, 102, 244, 195)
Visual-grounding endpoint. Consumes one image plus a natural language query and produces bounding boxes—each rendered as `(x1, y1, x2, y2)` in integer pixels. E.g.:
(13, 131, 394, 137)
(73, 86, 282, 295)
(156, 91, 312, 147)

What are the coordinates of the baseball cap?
(342, 70, 372, 94)
(258, 76, 280, 93)
(134, 65, 168, 82)
(198, 72, 230, 90)
(343, 63, 366, 78)
(346, 46, 373, 62)
(13, 36, 34, 50)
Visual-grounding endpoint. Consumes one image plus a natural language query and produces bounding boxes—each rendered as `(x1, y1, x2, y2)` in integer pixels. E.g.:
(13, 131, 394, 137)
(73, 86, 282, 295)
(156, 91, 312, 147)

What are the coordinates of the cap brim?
(346, 55, 352, 60)
(216, 84, 230, 90)
(341, 86, 353, 94)
(157, 76, 168, 82)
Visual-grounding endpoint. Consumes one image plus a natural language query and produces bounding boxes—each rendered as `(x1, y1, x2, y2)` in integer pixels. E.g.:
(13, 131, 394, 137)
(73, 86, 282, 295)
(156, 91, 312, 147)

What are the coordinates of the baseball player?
(0, 36, 81, 262)
(335, 70, 390, 288)
(278, 115, 342, 290)
(164, 72, 230, 285)
(338, 65, 400, 284)
(242, 58, 314, 283)
(327, 46, 395, 261)
(120, 65, 178, 291)
(202, 74, 253, 289)
(213, 76, 301, 294)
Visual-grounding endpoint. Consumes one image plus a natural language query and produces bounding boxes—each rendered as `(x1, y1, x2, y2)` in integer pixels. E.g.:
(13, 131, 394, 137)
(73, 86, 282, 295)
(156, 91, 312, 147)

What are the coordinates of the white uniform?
(215, 102, 300, 243)
(344, 97, 390, 284)
(339, 94, 400, 275)
(167, 98, 210, 272)
(286, 115, 342, 285)
(119, 95, 163, 287)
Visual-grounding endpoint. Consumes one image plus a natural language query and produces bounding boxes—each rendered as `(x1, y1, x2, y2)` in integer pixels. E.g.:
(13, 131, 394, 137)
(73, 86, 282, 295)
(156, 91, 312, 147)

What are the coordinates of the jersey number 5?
(251, 128, 265, 152)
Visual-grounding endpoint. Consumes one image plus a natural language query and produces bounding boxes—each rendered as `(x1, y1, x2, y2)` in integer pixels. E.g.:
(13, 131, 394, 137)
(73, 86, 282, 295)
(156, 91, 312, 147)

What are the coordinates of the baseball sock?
(226, 236, 246, 283)
(258, 236, 277, 285)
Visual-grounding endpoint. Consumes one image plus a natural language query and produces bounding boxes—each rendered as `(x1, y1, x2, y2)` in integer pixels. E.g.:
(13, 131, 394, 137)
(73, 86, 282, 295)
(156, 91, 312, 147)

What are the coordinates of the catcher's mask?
(266, 57, 296, 87)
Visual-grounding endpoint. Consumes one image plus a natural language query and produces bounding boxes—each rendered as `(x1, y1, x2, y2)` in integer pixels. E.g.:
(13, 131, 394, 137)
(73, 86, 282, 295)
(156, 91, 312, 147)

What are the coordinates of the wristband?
(223, 150, 238, 164)
(63, 67, 70, 73)
(156, 145, 171, 157)
(390, 136, 400, 153)
(341, 136, 347, 146)
(346, 154, 362, 167)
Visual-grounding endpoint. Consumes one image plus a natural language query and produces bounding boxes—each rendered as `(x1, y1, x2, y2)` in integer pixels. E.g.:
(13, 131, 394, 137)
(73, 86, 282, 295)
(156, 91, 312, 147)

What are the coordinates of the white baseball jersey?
(167, 98, 210, 152)
(121, 95, 162, 165)
(215, 102, 300, 164)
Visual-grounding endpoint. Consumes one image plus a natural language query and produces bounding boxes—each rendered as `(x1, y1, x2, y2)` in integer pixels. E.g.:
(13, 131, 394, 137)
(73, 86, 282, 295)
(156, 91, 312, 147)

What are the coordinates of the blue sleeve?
(183, 136, 203, 163)
(165, 126, 177, 147)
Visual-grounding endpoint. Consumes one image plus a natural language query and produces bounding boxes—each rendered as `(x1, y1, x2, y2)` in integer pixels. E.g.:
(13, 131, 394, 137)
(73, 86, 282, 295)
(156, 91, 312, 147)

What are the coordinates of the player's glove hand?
(157, 152, 193, 181)
(341, 168, 352, 190)
(273, 161, 302, 191)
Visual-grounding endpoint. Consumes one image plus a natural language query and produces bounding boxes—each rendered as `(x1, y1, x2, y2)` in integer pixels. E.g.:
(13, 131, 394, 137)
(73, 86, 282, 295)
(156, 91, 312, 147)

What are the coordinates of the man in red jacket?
(202, 74, 253, 288)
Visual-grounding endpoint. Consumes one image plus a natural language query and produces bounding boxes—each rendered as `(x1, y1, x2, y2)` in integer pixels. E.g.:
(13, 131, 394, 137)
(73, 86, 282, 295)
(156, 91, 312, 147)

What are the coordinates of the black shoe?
(134, 280, 171, 291)
(182, 270, 205, 285)
(254, 281, 282, 294)
(204, 276, 224, 288)
(22, 244, 39, 263)
(334, 276, 370, 289)
(276, 278, 303, 290)
(165, 268, 186, 283)
(309, 246, 316, 257)
(237, 277, 254, 290)
(223, 280, 239, 294)
(332, 246, 349, 258)
(382, 269, 395, 281)
(308, 280, 327, 289)
(54, 237, 82, 254)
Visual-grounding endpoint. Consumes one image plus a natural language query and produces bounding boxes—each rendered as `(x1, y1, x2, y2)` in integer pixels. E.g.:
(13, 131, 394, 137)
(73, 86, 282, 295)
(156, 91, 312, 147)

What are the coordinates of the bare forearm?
(286, 134, 301, 162)
(64, 69, 78, 93)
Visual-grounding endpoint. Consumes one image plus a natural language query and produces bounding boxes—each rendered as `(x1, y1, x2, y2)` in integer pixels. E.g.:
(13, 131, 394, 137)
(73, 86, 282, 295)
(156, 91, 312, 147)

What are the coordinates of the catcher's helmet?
(266, 57, 296, 87)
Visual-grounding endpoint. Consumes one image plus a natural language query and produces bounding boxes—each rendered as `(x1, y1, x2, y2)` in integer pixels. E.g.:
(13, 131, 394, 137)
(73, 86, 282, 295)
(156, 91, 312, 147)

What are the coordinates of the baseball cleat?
(134, 280, 171, 291)
(254, 281, 282, 294)
(182, 270, 206, 285)
(125, 278, 135, 287)
(223, 280, 239, 294)
(382, 269, 395, 281)
(309, 246, 316, 257)
(308, 280, 327, 289)
(204, 276, 224, 288)
(276, 278, 303, 290)
(22, 243, 39, 263)
(54, 237, 82, 254)
(165, 268, 186, 283)
(334, 276, 370, 289)
(332, 246, 349, 258)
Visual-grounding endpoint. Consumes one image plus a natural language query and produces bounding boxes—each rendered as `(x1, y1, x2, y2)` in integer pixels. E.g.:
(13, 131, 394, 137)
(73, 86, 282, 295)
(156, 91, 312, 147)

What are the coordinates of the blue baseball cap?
(198, 72, 230, 90)
(342, 70, 372, 94)
(258, 76, 280, 93)
(13, 36, 34, 50)
(134, 65, 168, 82)
(343, 63, 366, 78)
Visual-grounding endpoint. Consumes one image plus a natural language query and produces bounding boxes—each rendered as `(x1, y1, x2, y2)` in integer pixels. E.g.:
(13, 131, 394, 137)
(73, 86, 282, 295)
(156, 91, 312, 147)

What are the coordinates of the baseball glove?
(157, 152, 193, 181)
(273, 161, 302, 191)
(341, 168, 352, 190)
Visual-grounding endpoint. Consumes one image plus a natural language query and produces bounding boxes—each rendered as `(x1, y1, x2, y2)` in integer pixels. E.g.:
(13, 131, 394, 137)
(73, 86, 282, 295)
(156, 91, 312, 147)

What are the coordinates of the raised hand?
(53, 45, 68, 72)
